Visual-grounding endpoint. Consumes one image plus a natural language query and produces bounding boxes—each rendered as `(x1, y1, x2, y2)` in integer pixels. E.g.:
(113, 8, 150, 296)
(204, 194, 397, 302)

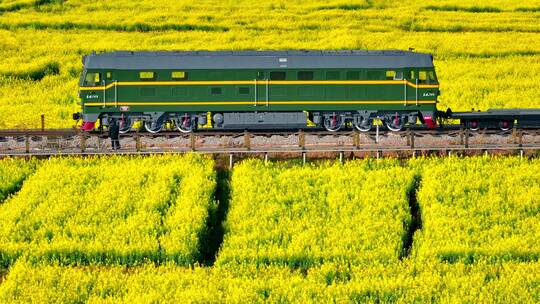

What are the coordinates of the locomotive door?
(254, 72, 269, 107)
(103, 71, 117, 108)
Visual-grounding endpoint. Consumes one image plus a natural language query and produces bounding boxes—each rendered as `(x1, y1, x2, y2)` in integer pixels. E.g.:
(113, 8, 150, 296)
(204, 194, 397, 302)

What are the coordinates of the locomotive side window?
(409, 70, 416, 80)
(139, 71, 155, 80)
(238, 87, 250, 95)
(105, 72, 112, 80)
(270, 71, 286, 80)
(429, 71, 437, 82)
(419, 71, 427, 84)
(256, 71, 265, 80)
(297, 71, 314, 80)
(385, 70, 396, 80)
(346, 71, 360, 80)
(211, 87, 222, 95)
(394, 71, 404, 80)
(325, 71, 340, 80)
(172, 71, 187, 80)
(83, 72, 101, 86)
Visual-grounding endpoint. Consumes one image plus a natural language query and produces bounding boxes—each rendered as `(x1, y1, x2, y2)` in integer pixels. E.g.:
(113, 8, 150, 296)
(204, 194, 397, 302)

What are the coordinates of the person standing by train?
(109, 118, 121, 150)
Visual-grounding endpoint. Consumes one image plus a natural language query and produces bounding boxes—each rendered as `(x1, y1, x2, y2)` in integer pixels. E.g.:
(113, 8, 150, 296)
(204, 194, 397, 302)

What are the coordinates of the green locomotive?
(76, 50, 440, 133)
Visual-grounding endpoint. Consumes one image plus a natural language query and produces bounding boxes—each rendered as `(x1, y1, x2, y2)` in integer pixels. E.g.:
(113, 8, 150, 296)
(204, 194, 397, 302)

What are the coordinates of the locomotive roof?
(83, 50, 434, 70)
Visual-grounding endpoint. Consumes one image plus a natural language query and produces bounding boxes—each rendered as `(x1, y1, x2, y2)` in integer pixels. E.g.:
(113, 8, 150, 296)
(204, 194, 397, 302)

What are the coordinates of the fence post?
(244, 130, 251, 151)
(41, 114, 45, 131)
(352, 130, 359, 148)
(80, 133, 86, 153)
(135, 133, 141, 152)
(190, 132, 196, 151)
(298, 129, 305, 149)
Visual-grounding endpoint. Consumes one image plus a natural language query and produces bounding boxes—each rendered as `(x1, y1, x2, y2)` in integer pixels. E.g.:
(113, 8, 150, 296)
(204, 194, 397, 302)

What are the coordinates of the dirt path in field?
(401, 175, 423, 259)
(198, 169, 231, 266)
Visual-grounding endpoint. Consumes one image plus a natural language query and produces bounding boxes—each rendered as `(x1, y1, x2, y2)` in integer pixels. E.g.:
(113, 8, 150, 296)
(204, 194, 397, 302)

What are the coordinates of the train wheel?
(499, 120, 512, 131)
(323, 114, 343, 132)
(144, 120, 163, 133)
(175, 116, 195, 133)
(385, 114, 404, 132)
(466, 120, 480, 131)
(354, 118, 372, 132)
(119, 117, 133, 134)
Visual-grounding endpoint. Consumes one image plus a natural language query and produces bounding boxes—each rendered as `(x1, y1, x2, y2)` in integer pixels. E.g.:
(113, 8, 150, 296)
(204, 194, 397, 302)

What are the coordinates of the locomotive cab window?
(83, 72, 101, 86)
(172, 71, 187, 80)
(297, 71, 314, 80)
(429, 71, 437, 83)
(139, 71, 155, 80)
(270, 71, 286, 80)
(419, 71, 428, 84)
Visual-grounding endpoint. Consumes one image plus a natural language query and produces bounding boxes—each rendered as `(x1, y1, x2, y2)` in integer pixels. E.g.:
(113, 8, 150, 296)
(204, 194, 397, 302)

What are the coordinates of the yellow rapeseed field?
(1, 0, 540, 301)
(218, 159, 415, 267)
(0, 0, 539, 128)
(0, 154, 216, 267)
(0, 156, 539, 302)
(0, 157, 38, 201)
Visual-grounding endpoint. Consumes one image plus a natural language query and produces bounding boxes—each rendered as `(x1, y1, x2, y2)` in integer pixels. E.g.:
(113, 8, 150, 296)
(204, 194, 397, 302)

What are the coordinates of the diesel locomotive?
(75, 50, 440, 133)
(74, 50, 540, 133)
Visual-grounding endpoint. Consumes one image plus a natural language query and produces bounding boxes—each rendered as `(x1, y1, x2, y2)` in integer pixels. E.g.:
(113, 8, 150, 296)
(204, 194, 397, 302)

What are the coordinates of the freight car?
(74, 50, 440, 133)
(73, 50, 540, 133)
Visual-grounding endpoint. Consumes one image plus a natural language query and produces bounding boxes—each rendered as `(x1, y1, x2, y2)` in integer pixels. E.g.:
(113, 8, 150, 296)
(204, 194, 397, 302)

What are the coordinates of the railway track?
(1, 127, 540, 159)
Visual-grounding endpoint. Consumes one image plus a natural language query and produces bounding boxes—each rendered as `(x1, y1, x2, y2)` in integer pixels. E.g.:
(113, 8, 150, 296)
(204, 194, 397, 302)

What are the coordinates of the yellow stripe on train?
(79, 80, 439, 91)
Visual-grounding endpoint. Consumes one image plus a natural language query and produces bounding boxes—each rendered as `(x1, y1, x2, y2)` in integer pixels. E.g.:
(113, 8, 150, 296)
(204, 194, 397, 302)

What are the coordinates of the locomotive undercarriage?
(100, 112, 204, 134)
(312, 111, 420, 132)
(97, 110, 424, 133)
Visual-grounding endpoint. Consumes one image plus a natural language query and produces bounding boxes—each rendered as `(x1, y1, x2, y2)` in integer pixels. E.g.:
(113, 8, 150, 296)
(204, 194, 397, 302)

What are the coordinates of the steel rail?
(0, 126, 534, 137)
(1, 127, 539, 158)
(1, 145, 540, 158)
